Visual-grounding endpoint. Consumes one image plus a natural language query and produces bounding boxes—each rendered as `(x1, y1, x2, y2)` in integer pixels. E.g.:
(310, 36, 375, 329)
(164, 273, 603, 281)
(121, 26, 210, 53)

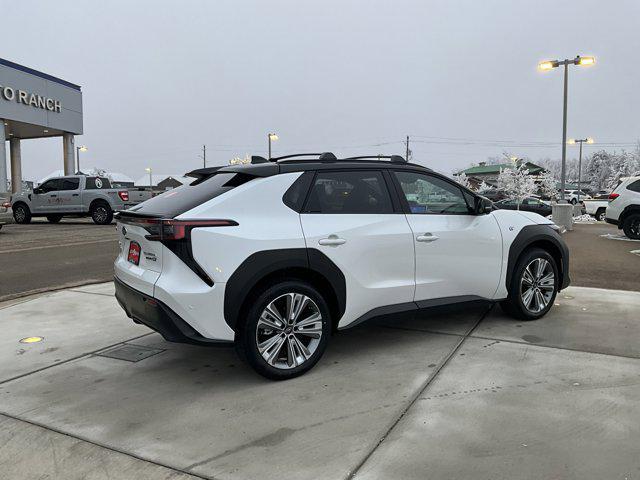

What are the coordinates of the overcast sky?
(3, 0, 640, 181)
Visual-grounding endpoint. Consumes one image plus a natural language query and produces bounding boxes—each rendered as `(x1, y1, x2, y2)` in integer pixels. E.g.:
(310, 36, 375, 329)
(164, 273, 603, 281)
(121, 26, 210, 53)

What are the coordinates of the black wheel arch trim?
(506, 224, 570, 291)
(223, 248, 346, 331)
(620, 205, 640, 224)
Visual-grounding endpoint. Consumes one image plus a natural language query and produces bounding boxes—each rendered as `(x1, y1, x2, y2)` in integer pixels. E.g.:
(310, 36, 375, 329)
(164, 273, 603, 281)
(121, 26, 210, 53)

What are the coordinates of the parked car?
(9, 175, 139, 225)
(563, 190, 591, 204)
(605, 175, 640, 239)
(583, 199, 608, 221)
(114, 153, 570, 380)
(494, 197, 552, 217)
(480, 189, 507, 202)
(0, 196, 12, 230)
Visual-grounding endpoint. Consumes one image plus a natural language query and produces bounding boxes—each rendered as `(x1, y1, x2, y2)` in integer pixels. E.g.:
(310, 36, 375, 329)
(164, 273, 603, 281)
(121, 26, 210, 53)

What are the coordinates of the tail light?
(1, 202, 10, 208)
(608, 193, 620, 202)
(118, 191, 129, 201)
(142, 219, 238, 241)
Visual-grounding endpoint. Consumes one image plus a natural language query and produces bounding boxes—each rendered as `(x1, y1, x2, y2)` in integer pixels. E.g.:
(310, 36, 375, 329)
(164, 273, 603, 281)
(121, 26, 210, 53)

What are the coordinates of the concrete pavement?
(0, 283, 639, 479)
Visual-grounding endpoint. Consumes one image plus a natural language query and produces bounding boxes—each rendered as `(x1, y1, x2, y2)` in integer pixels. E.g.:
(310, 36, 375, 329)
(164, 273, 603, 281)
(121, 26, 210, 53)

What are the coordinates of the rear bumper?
(114, 276, 232, 347)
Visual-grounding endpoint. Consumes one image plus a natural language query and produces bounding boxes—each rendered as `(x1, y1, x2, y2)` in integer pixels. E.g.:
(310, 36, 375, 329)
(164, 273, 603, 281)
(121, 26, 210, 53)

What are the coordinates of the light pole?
(538, 56, 595, 202)
(568, 137, 594, 202)
(145, 167, 152, 190)
(267, 133, 278, 159)
(75, 145, 87, 173)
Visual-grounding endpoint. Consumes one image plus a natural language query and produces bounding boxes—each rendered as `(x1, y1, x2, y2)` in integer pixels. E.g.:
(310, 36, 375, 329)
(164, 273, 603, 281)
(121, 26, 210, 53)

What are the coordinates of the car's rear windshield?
(124, 172, 254, 218)
(86, 177, 111, 189)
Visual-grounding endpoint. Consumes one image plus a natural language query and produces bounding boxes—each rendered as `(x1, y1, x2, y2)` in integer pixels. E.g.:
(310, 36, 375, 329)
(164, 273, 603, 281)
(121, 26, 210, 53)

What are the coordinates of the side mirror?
(475, 196, 493, 215)
(34, 187, 43, 195)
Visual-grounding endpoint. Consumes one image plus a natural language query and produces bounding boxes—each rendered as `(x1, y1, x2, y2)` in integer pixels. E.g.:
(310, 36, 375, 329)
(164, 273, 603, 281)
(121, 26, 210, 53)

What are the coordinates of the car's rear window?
(86, 177, 112, 189)
(125, 172, 253, 218)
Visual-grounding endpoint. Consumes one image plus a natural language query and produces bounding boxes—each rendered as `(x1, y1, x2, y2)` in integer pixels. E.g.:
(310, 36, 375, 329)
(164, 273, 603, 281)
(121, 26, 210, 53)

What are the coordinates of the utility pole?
(568, 137, 594, 202)
(405, 135, 410, 162)
(202, 145, 206, 168)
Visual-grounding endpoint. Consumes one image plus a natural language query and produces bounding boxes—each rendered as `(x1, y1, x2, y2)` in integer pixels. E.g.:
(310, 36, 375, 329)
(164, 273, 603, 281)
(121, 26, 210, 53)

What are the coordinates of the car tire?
(622, 213, 640, 240)
(91, 202, 113, 225)
(570, 198, 577, 205)
(13, 203, 31, 224)
(500, 248, 559, 321)
(595, 208, 606, 222)
(46, 215, 63, 223)
(235, 280, 331, 380)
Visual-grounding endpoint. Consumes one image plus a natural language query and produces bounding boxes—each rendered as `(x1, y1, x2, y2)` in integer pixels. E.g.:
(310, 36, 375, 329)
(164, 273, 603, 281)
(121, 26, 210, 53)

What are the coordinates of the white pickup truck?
(9, 175, 151, 225)
(583, 199, 608, 221)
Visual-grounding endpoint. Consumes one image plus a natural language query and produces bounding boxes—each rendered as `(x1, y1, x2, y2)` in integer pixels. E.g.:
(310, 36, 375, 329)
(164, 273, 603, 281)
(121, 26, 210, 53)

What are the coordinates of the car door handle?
(318, 235, 346, 246)
(50, 194, 57, 198)
(416, 233, 439, 243)
(72, 194, 79, 197)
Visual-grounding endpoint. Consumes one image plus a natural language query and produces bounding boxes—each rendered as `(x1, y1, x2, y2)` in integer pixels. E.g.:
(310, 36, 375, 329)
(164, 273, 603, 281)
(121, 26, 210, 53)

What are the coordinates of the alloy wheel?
(14, 207, 26, 222)
(520, 258, 555, 313)
(256, 293, 323, 370)
(94, 207, 108, 223)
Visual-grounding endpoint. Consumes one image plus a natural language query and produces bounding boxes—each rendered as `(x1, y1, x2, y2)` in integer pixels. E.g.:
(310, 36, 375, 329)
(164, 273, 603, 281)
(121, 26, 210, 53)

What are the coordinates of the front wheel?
(501, 248, 559, 321)
(91, 203, 113, 225)
(623, 214, 640, 240)
(236, 281, 331, 380)
(13, 204, 31, 224)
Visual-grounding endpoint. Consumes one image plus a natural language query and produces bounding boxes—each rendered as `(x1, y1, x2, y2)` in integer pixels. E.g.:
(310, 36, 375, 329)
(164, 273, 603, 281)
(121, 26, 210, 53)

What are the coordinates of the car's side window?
(304, 170, 393, 214)
(61, 178, 80, 190)
(393, 171, 473, 215)
(38, 179, 60, 193)
(627, 180, 640, 193)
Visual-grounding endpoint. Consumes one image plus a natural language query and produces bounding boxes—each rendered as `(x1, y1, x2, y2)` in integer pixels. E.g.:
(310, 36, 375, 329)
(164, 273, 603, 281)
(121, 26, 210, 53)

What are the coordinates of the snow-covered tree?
(477, 181, 494, 194)
(229, 155, 251, 165)
(537, 170, 558, 200)
(456, 172, 471, 189)
(497, 161, 537, 209)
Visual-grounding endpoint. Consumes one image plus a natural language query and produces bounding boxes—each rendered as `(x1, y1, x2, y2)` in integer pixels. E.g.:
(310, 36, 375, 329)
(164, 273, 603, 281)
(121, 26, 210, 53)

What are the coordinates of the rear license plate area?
(127, 241, 141, 265)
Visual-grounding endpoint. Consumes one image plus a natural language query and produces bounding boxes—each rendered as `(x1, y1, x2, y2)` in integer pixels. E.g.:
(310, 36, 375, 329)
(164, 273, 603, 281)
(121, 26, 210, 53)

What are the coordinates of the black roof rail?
(342, 155, 407, 164)
(270, 153, 327, 162)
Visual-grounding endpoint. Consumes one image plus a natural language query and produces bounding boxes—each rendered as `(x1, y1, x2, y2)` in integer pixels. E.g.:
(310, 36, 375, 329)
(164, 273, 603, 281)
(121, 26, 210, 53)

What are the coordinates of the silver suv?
(605, 176, 640, 239)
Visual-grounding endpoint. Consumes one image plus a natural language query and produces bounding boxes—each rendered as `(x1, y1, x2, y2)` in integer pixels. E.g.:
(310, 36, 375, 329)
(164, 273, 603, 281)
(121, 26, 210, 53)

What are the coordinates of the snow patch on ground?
(573, 214, 597, 223)
(600, 233, 640, 242)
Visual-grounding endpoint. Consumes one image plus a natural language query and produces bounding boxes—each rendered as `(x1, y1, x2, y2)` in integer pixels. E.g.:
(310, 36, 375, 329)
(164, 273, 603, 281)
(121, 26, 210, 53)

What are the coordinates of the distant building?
(133, 174, 191, 190)
(456, 161, 547, 188)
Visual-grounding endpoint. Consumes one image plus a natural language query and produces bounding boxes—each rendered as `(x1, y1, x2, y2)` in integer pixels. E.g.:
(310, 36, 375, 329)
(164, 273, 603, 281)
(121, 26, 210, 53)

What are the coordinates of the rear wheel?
(595, 208, 606, 222)
(91, 202, 113, 225)
(13, 204, 31, 224)
(570, 198, 577, 205)
(500, 248, 558, 321)
(623, 214, 640, 240)
(46, 215, 63, 223)
(236, 280, 331, 380)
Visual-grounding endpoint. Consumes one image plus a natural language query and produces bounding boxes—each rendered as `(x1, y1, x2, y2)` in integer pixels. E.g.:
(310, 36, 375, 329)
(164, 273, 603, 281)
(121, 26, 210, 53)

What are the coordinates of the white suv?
(605, 175, 640, 239)
(114, 153, 569, 379)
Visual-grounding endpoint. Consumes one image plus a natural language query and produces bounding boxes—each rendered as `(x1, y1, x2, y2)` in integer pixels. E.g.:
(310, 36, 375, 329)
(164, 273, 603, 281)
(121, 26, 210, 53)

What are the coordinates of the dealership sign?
(0, 84, 62, 113)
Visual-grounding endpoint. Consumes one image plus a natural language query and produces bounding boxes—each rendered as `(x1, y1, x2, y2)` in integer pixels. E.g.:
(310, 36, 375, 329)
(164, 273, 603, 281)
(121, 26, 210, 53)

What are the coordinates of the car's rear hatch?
(114, 170, 262, 295)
